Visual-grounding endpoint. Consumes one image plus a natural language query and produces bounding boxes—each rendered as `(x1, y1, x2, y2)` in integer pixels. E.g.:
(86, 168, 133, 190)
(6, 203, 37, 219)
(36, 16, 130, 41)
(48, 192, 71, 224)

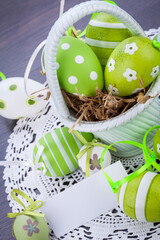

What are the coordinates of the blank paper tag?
(41, 161, 127, 237)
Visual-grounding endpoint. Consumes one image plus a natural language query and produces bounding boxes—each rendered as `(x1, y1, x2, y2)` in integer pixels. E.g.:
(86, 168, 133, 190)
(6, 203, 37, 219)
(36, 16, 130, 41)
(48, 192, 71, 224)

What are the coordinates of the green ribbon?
(0, 72, 6, 80)
(7, 189, 44, 218)
(152, 40, 160, 49)
(100, 125, 160, 193)
(73, 130, 116, 177)
(67, 0, 118, 38)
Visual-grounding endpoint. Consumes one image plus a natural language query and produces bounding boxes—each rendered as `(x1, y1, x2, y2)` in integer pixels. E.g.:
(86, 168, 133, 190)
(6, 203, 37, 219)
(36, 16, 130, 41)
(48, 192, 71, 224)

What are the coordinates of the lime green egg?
(85, 12, 132, 68)
(153, 129, 160, 160)
(117, 171, 160, 222)
(105, 36, 160, 97)
(56, 36, 104, 96)
(13, 215, 49, 240)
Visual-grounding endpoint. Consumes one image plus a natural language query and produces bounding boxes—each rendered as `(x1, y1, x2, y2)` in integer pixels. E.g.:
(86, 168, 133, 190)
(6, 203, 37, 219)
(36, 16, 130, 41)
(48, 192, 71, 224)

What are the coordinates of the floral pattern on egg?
(107, 58, 115, 72)
(56, 36, 104, 96)
(123, 68, 137, 82)
(105, 36, 160, 97)
(108, 84, 119, 95)
(150, 65, 159, 78)
(124, 42, 138, 55)
(132, 88, 143, 94)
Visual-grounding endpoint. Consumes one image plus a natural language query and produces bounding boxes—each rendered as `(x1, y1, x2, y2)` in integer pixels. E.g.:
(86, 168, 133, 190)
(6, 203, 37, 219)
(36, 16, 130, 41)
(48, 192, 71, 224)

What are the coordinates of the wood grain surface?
(0, 0, 160, 239)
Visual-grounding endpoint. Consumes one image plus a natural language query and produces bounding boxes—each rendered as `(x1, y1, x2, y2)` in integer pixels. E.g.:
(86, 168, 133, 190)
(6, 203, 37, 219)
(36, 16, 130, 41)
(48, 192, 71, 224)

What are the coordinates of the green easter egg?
(85, 12, 132, 67)
(56, 36, 104, 96)
(153, 129, 160, 159)
(33, 127, 94, 177)
(117, 171, 160, 222)
(105, 36, 160, 97)
(13, 215, 49, 240)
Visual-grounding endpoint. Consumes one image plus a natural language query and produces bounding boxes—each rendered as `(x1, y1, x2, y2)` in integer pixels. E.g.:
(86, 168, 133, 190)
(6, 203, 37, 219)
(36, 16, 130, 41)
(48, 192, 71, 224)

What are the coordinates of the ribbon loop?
(100, 125, 160, 194)
(7, 189, 44, 218)
(73, 130, 116, 177)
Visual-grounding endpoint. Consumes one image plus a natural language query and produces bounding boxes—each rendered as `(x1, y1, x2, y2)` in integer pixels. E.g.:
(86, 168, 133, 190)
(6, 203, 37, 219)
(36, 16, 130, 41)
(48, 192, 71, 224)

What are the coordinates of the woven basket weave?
(45, 1, 160, 157)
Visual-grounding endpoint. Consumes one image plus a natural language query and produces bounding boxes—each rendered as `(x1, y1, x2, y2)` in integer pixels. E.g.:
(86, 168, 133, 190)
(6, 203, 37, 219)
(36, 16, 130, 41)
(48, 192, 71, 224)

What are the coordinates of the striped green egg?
(85, 12, 132, 68)
(33, 127, 93, 177)
(117, 171, 160, 222)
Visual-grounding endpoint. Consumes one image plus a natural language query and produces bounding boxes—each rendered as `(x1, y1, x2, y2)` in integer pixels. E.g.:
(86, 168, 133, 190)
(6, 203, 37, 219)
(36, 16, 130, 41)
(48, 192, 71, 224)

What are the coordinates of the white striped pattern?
(43, 136, 64, 176)
(135, 172, 157, 222)
(85, 37, 120, 48)
(36, 143, 56, 177)
(51, 131, 73, 171)
(60, 128, 78, 163)
(118, 182, 128, 212)
(89, 20, 127, 29)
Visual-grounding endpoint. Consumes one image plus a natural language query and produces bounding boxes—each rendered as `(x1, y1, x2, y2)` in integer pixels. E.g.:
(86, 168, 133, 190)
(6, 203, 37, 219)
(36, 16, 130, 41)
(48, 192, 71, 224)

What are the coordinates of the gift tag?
(41, 161, 127, 237)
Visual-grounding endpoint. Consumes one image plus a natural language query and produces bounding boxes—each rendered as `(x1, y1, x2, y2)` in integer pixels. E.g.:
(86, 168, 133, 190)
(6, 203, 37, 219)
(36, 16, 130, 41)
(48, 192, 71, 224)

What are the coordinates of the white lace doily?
(4, 28, 160, 240)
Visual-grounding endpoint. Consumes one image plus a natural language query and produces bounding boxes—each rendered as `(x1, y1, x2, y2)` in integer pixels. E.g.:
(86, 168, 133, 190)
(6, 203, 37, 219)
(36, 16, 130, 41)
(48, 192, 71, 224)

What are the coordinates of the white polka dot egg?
(0, 77, 47, 119)
(56, 36, 104, 96)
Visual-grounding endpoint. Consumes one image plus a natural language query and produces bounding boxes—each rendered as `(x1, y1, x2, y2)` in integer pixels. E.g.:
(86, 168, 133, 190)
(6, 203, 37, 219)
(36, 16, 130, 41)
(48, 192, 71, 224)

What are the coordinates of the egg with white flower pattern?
(153, 129, 160, 160)
(13, 215, 49, 240)
(105, 36, 160, 97)
(56, 36, 104, 96)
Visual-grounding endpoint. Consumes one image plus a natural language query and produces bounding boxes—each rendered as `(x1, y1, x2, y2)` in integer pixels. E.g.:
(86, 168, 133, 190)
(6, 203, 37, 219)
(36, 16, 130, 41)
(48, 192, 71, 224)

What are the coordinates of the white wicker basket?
(44, 1, 160, 157)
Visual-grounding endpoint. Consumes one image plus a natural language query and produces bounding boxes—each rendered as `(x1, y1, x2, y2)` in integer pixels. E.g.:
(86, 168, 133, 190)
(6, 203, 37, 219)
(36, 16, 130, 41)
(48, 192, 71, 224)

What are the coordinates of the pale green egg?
(13, 215, 49, 240)
(56, 36, 104, 96)
(85, 12, 132, 68)
(105, 36, 160, 97)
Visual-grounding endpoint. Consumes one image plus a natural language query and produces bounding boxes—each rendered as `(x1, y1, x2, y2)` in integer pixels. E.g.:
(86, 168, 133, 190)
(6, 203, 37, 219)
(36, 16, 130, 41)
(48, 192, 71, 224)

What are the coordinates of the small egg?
(78, 145, 111, 176)
(105, 36, 160, 97)
(13, 215, 49, 240)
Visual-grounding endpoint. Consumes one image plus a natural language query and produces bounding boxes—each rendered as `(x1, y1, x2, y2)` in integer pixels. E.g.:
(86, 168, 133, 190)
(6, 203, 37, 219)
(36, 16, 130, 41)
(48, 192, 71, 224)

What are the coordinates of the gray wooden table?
(0, 0, 160, 239)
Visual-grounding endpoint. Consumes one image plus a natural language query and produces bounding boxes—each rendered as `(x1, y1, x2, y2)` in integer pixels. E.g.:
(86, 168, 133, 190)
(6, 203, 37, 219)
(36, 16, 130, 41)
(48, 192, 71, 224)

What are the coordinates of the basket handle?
(45, 0, 146, 119)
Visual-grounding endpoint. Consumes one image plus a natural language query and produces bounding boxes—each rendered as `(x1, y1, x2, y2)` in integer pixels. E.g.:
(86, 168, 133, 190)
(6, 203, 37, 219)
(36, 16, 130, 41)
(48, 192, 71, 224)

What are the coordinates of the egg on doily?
(13, 215, 49, 240)
(0, 77, 47, 119)
(33, 127, 94, 177)
(85, 12, 132, 68)
(117, 171, 160, 222)
(105, 36, 160, 97)
(78, 145, 111, 176)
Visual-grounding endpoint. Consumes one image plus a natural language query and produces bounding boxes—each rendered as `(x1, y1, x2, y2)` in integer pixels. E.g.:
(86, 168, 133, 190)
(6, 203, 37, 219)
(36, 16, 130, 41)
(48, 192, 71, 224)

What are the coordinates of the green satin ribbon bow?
(100, 125, 160, 193)
(73, 130, 116, 177)
(67, 0, 118, 38)
(7, 189, 44, 218)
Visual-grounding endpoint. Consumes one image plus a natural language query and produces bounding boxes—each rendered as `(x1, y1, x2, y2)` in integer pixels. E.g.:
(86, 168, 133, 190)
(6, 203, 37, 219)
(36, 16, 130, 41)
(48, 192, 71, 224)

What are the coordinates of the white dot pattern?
(68, 76, 78, 85)
(75, 55, 84, 64)
(61, 43, 70, 50)
(90, 71, 98, 80)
